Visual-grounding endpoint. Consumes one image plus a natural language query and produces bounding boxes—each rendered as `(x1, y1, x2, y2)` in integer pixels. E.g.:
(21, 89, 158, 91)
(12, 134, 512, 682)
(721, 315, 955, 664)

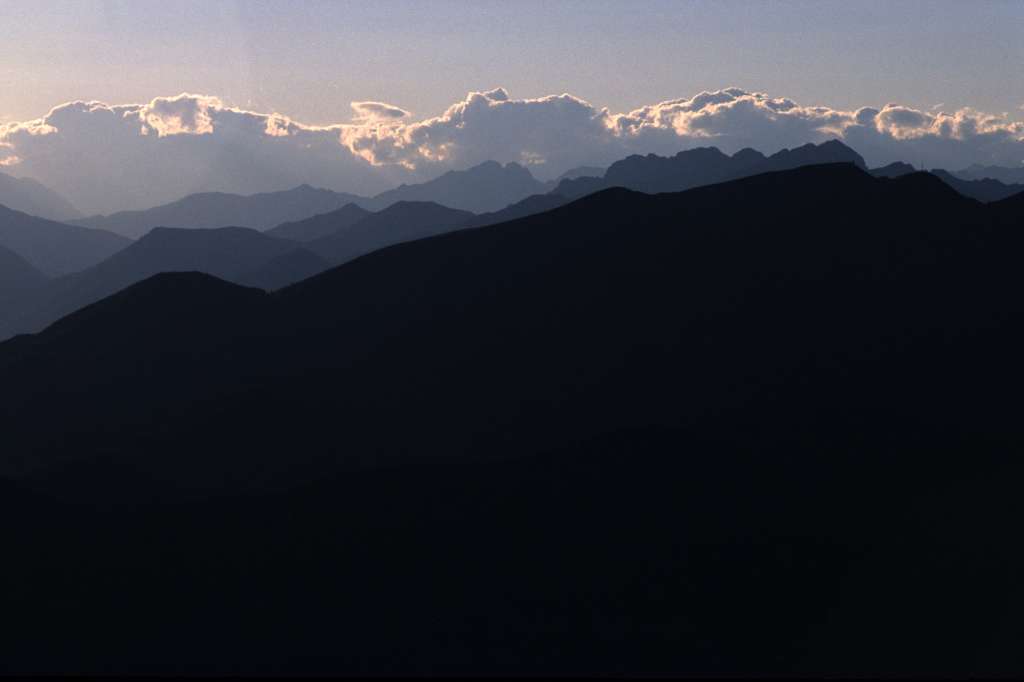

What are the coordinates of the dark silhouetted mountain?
(0, 203, 130, 276)
(464, 193, 569, 228)
(0, 226, 297, 338)
(549, 173, 609, 200)
(235, 248, 333, 290)
(602, 146, 737, 194)
(955, 163, 1024, 185)
(930, 168, 1024, 203)
(870, 163, 1022, 202)
(764, 139, 866, 171)
(72, 185, 368, 239)
(0, 171, 82, 221)
(0, 244, 47, 300)
(870, 161, 917, 178)
(553, 139, 867, 198)
(364, 161, 550, 213)
(307, 201, 474, 265)
(266, 202, 372, 242)
(86, 226, 298, 282)
(6, 164, 1024, 675)
(555, 165, 605, 181)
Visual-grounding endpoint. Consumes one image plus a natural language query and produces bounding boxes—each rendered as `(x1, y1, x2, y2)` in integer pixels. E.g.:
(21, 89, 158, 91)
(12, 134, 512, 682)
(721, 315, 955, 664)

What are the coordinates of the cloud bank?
(2, 88, 1022, 214)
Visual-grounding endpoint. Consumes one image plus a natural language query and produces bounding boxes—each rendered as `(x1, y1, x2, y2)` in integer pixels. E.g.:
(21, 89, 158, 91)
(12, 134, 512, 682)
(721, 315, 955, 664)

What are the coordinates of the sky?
(3, 0, 1022, 124)
(1, 0, 1023, 213)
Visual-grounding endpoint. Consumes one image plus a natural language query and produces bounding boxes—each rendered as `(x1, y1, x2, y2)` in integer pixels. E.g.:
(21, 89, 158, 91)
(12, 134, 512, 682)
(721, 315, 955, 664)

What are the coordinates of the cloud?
(1, 88, 1022, 214)
(0, 95, 405, 214)
(350, 101, 410, 122)
(139, 93, 221, 136)
(340, 89, 618, 172)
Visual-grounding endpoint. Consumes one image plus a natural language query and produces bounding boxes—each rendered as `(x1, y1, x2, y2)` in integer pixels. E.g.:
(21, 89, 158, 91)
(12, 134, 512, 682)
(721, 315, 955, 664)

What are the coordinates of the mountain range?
(0, 203, 130, 276)
(0, 170, 81, 222)
(71, 184, 368, 240)
(0, 244, 47, 301)
(304, 201, 476, 265)
(955, 163, 1024, 185)
(552, 139, 867, 198)
(3, 139, 1022, 342)
(4, 163, 1024, 673)
(365, 160, 552, 213)
(0, 226, 314, 339)
(870, 162, 1024, 201)
(70, 161, 553, 239)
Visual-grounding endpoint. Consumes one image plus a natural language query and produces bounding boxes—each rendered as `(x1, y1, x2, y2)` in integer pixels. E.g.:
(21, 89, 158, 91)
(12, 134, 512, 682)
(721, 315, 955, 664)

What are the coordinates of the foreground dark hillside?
(3, 164, 1024, 674)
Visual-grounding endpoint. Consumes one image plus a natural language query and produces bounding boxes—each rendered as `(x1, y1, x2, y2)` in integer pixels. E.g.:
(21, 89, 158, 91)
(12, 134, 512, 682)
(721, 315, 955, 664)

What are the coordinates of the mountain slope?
(955, 164, 1024, 185)
(72, 185, 369, 239)
(553, 139, 867, 198)
(234, 248, 333, 290)
(464, 193, 569, 229)
(0, 171, 81, 221)
(0, 204, 130, 276)
(930, 168, 1024, 202)
(307, 201, 475, 265)
(0, 244, 48, 300)
(266, 202, 372, 242)
(5, 165, 1024, 674)
(365, 161, 550, 213)
(0, 226, 296, 338)
(870, 161, 917, 178)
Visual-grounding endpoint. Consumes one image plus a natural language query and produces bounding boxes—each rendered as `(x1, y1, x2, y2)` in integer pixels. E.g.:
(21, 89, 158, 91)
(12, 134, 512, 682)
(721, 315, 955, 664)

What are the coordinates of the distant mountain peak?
(0, 170, 82, 222)
(364, 159, 549, 213)
(552, 139, 871, 200)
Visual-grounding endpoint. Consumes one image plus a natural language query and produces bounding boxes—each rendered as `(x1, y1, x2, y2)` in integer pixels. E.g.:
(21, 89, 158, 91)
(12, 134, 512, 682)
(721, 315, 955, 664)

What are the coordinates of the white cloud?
(350, 101, 410, 122)
(1, 88, 1022, 214)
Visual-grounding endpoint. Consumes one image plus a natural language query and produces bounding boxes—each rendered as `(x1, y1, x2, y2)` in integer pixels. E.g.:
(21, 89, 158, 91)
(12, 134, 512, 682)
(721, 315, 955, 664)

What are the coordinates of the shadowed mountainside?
(3, 164, 1024, 673)
(872, 162, 1024, 202)
(72, 184, 368, 239)
(0, 203, 130, 276)
(363, 160, 553, 213)
(869, 161, 917, 178)
(69, 161, 554, 238)
(306, 200, 474, 265)
(955, 163, 1024, 185)
(0, 171, 81, 222)
(0, 244, 47, 300)
(234, 248, 333, 290)
(0, 226, 301, 338)
(266, 202, 372, 242)
(553, 139, 866, 198)
(930, 168, 1024, 202)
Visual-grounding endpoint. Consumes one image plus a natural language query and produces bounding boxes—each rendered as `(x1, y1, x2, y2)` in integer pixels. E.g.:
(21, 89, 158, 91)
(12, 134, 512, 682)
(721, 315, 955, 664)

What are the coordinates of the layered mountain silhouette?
(8, 159, 1024, 675)
(553, 139, 867, 198)
(234, 248, 333, 290)
(0, 199, 491, 338)
(67, 161, 554, 238)
(0, 226, 303, 339)
(306, 201, 475, 265)
(929, 168, 1024, 202)
(4, 164, 1024, 674)
(869, 161, 917, 178)
(555, 165, 605, 181)
(0, 203, 130, 276)
(872, 162, 1023, 201)
(266, 202, 372, 242)
(72, 184, 368, 239)
(0, 244, 47, 300)
(463, 192, 570, 228)
(955, 163, 1024, 185)
(0, 171, 81, 222)
(362, 160, 552, 213)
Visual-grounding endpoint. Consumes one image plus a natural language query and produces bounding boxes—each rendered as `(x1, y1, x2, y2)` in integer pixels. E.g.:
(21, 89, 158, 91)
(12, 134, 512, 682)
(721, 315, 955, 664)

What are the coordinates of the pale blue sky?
(2, 0, 1022, 124)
